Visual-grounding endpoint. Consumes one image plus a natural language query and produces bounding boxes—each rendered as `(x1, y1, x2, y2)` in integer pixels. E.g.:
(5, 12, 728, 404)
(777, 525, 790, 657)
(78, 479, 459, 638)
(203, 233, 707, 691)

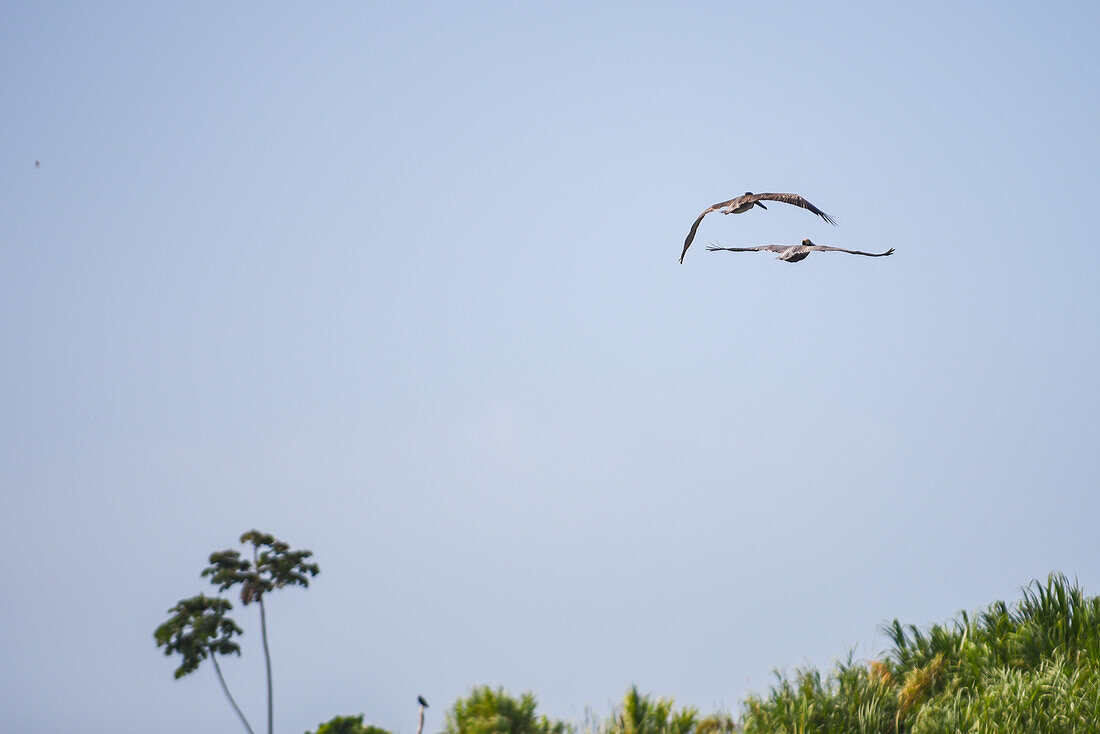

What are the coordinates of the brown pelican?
(707, 238, 894, 263)
(680, 192, 836, 263)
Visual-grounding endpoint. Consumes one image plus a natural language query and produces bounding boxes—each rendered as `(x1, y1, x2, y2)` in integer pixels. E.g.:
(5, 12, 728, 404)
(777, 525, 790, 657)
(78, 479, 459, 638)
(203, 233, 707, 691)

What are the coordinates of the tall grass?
(739, 573, 1100, 733)
(911, 654, 1100, 734)
(583, 687, 737, 734)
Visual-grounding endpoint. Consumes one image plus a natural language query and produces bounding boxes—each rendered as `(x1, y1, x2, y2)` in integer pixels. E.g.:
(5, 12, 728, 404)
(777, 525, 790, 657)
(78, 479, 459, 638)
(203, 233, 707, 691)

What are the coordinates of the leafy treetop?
(445, 686, 570, 734)
(601, 687, 701, 734)
(154, 594, 243, 679)
(305, 714, 393, 734)
(202, 529, 320, 605)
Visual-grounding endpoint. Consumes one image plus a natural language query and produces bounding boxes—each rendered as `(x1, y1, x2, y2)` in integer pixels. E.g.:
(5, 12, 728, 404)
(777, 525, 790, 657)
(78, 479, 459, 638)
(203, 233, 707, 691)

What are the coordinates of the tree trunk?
(212, 652, 256, 734)
(256, 543, 274, 734)
(417, 705, 426, 734)
(260, 597, 273, 734)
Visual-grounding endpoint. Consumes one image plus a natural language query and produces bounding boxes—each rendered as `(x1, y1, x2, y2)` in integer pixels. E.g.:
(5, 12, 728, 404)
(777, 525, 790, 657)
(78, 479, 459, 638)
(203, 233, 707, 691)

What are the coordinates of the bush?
(305, 714, 392, 734)
(444, 686, 570, 734)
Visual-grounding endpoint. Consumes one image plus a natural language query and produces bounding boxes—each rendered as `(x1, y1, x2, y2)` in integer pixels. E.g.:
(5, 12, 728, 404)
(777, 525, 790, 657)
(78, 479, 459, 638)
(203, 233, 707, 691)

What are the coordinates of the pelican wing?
(680, 199, 737, 263)
(706, 244, 789, 254)
(749, 193, 838, 225)
(808, 244, 895, 257)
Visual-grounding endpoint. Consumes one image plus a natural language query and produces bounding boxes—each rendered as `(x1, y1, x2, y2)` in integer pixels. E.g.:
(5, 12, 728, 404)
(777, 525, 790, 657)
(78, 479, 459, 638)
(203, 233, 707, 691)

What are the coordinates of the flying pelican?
(706, 238, 894, 263)
(680, 192, 836, 263)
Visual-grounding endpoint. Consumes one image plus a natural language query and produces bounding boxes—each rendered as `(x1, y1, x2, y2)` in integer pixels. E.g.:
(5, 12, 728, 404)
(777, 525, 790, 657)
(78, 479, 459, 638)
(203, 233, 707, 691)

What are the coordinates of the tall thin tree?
(203, 530, 320, 734)
(154, 594, 255, 734)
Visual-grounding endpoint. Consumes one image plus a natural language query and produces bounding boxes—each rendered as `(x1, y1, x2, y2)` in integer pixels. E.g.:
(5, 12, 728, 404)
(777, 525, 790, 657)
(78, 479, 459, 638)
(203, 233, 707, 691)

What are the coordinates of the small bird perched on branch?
(417, 695, 429, 734)
(707, 238, 894, 263)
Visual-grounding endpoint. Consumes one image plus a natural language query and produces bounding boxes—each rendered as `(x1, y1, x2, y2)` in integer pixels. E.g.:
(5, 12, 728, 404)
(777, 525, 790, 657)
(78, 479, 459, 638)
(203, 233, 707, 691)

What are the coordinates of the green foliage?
(599, 687, 703, 734)
(445, 686, 571, 734)
(154, 594, 243, 678)
(692, 713, 738, 734)
(305, 714, 392, 734)
(739, 573, 1100, 733)
(911, 654, 1100, 733)
(203, 529, 320, 606)
(741, 658, 894, 734)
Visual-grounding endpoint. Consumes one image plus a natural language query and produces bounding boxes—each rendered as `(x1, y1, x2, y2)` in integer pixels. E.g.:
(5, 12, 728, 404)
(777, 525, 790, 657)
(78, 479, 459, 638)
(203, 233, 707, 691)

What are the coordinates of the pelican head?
(801, 238, 813, 246)
(745, 191, 767, 210)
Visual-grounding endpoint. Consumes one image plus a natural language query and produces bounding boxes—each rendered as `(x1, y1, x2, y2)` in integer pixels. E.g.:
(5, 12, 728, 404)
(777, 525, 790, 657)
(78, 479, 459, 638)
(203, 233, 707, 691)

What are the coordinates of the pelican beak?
(756, 202, 768, 210)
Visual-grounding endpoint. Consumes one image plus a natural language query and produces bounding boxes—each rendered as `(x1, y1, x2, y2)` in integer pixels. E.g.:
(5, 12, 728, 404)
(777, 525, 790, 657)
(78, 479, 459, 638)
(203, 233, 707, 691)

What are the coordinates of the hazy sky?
(2, 2, 1098, 733)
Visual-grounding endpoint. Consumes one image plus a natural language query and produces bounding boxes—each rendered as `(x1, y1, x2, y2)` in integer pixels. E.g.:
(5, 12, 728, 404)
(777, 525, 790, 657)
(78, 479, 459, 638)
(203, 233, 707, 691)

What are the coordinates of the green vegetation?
(157, 551, 1096, 734)
(599, 686, 697, 734)
(444, 686, 571, 734)
(741, 572, 1100, 733)
(595, 687, 737, 734)
(155, 530, 320, 734)
(443, 686, 735, 734)
(154, 594, 254, 734)
(304, 714, 392, 734)
(439, 575, 1100, 734)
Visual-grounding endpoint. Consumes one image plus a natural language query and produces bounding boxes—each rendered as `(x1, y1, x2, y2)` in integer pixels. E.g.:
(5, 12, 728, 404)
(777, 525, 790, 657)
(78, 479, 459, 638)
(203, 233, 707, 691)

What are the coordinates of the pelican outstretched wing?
(747, 193, 838, 226)
(680, 201, 731, 263)
(706, 244, 789, 254)
(808, 245, 894, 257)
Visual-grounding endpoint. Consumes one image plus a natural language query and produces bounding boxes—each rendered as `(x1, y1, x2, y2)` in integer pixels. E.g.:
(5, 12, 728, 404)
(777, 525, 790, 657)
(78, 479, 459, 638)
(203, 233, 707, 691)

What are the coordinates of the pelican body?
(706, 238, 894, 262)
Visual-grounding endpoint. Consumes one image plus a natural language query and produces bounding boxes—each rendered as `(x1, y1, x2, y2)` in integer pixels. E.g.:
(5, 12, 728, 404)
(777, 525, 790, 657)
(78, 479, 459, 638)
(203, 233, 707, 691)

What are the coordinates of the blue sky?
(2, 2, 1098, 733)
